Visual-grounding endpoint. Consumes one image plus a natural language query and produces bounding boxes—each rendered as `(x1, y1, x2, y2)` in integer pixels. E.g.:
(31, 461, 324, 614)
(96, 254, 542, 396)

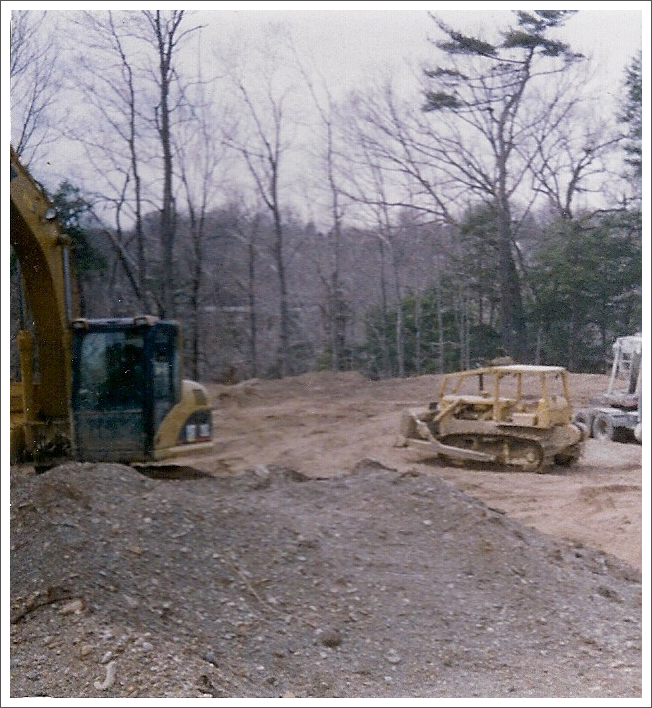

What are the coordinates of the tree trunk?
(248, 241, 258, 379)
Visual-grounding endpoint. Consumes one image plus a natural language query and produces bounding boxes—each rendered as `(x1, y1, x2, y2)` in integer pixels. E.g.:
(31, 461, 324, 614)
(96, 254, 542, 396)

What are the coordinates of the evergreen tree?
(50, 181, 106, 316)
(527, 213, 641, 371)
(619, 51, 642, 185)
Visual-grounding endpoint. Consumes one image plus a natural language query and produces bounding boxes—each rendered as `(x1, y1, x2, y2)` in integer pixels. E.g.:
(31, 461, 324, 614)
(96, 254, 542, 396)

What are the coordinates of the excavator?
(10, 146, 213, 470)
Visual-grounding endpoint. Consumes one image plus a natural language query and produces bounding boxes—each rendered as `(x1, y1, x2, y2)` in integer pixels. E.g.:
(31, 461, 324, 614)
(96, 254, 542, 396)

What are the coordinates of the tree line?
(10, 10, 642, 382)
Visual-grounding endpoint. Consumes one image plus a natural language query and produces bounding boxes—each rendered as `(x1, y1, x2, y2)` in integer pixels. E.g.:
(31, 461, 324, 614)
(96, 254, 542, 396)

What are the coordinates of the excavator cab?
(71, 317, 212, 463)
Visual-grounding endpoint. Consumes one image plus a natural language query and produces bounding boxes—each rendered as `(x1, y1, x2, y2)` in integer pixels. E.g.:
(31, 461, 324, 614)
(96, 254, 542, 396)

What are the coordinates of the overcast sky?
(192, 4, 644, 97)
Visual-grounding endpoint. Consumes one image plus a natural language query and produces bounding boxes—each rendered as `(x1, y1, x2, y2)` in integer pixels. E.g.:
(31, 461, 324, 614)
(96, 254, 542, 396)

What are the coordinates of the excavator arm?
(10, 146, 77, 463)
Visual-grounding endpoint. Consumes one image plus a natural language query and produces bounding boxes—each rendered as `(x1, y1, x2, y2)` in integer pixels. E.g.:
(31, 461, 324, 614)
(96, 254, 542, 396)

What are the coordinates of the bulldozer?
(399, 364, 589, 472)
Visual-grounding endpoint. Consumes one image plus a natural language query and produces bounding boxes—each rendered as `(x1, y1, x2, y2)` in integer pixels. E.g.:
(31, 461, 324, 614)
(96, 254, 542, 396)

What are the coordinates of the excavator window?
(152, 336, 179, 430)
(77, 331, 145, 410)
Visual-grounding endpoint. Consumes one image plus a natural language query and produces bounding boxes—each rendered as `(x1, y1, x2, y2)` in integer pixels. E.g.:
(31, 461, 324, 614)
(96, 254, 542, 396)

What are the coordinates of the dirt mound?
(10, 459, 641, 699)
(211, 370, 369, 406)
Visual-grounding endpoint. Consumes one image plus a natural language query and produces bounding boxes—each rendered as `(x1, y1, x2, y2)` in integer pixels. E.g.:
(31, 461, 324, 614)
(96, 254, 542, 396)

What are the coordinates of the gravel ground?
(9, 460, 643, 700)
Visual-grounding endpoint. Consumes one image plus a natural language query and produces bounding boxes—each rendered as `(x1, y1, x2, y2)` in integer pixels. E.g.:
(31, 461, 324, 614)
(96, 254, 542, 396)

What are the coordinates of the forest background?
(7, 7, 645, 384)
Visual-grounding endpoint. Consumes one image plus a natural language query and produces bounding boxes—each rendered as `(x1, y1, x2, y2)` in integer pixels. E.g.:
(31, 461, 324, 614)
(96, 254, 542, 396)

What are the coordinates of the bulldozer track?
(440, 434, 546, 472)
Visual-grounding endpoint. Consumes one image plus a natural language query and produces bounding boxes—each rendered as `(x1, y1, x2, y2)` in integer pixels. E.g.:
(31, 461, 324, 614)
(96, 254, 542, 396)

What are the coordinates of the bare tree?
(348, 141, 409, 378)
(339, 79, 452, 377)
(72, 11, 158, 313)
(69, 10, 202, 317)
(175, 67, 231, 379)
(294, 51, 351, 372)
(140, 10, 203, 317)
(528, 89, 623, 222)
(525, 101, 625, 371)
(228, 207, 263, 379)
(223, 44, 302, 378)
(10, 10, 63, 163)
(177, 149, 213, 380)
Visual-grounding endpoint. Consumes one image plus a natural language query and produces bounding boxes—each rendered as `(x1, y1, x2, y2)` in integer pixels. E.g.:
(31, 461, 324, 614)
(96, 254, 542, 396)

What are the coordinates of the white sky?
(202, 10, 643, 98)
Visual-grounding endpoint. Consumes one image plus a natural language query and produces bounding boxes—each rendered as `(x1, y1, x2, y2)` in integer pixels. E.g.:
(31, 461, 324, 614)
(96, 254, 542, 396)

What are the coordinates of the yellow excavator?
(10, 146, 213, 469)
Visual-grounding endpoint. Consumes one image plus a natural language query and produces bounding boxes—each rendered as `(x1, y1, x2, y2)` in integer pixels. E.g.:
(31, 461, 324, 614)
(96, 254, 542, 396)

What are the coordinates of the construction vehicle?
(573, 334, 642, 443)
(10, 146, 213, 469)
(399, 364, 589, 472)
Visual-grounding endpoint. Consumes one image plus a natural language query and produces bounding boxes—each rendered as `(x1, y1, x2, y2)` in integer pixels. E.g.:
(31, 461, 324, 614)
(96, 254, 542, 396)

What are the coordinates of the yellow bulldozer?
(399, 364, 589, 472)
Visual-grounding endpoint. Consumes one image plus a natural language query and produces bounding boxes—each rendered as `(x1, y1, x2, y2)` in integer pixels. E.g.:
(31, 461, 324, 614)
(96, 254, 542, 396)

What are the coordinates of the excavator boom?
(10, 147, 75, 463)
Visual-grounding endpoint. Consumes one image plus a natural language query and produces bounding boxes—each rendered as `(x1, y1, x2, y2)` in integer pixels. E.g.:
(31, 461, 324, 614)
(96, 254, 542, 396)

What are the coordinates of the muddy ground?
(8, 371, 645, 699)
